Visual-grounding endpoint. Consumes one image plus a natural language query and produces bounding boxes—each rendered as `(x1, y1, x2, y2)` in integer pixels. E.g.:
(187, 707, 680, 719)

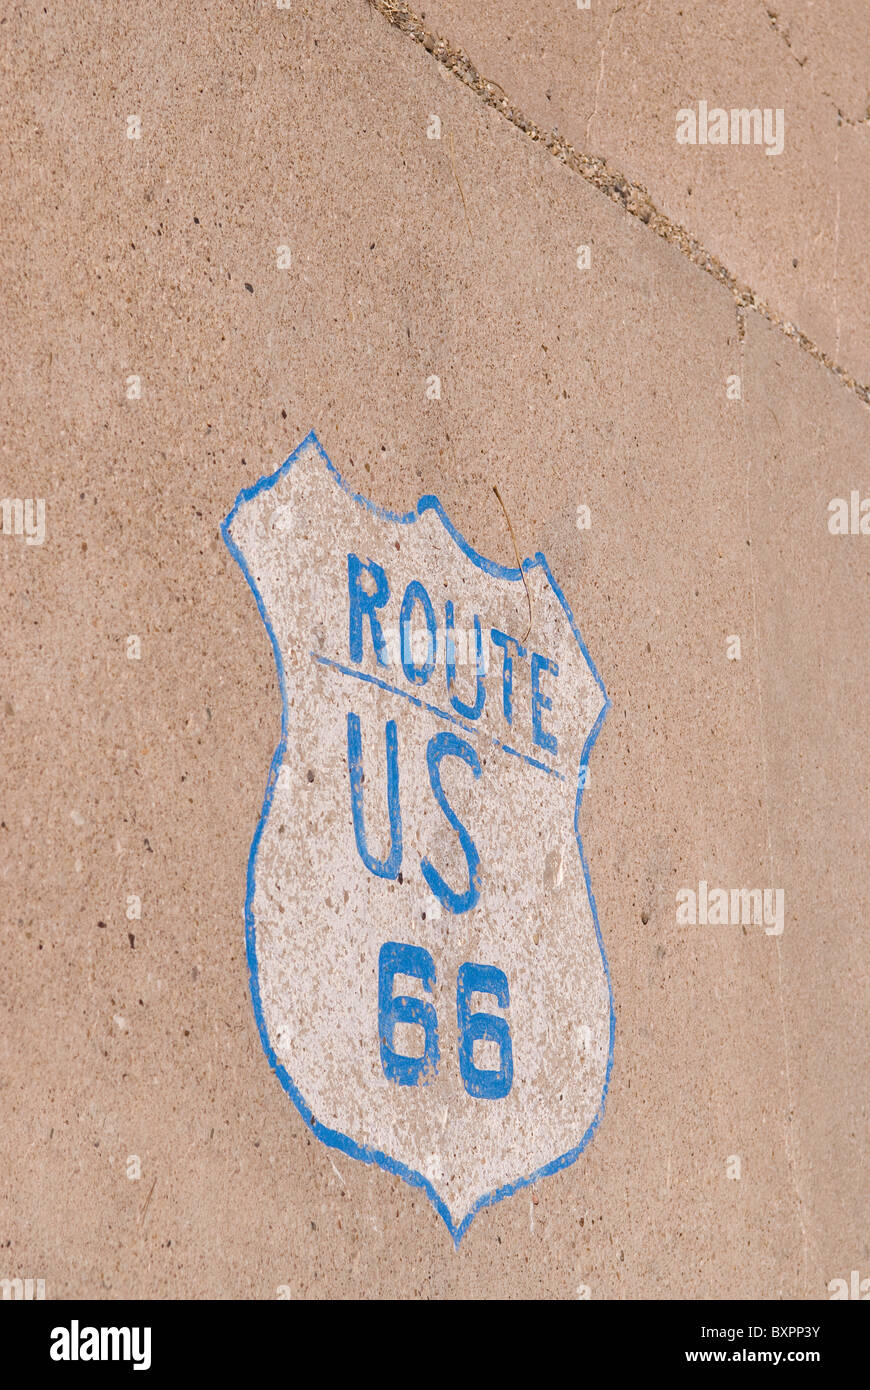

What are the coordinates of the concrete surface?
(0, 0, 867, 1298)
(411, 0, 870, 386)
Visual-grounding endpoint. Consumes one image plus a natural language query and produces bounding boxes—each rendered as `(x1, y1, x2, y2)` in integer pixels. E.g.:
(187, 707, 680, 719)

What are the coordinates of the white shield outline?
(221, 431, 614, 1245)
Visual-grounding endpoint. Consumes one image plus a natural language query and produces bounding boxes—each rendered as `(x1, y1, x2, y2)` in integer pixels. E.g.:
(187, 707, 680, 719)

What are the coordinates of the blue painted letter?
(456, 962, 513, 1099)
(399, 579, 437, 685)
(446, 602, 486, 720)
(530, 652, 559, 755)
(421, 732, 481, 914)
(347, 712, 402, 879)
(490, 628, 526, 726)
(348, 554, 390, 667)
(378, 942, 439, 1086)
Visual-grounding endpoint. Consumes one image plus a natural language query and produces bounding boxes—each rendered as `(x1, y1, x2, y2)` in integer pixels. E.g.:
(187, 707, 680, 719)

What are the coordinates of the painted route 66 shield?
(222, 433, 613, 1243)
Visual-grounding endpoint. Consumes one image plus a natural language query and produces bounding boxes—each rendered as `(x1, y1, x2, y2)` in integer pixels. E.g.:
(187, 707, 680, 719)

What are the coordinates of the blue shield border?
(221, 430, 614, 1246)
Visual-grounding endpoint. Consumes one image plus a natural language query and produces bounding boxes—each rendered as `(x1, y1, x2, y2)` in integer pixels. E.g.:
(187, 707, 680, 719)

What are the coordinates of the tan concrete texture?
(0, 0, 867, 1299)
(407, 0, 870, 387)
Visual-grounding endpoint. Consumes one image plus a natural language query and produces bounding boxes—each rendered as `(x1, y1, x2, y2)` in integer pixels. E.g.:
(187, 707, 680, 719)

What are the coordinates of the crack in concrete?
(763, 4, 870, 128)
(836, 106, 870, 130)
(585, 2, 623, 147)
(369, 0, 870, 408)
(762, 5, 806, 68)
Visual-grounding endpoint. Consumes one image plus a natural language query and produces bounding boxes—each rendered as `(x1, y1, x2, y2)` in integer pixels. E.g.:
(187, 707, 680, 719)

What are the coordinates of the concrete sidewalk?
(1, 0, 867, 1298)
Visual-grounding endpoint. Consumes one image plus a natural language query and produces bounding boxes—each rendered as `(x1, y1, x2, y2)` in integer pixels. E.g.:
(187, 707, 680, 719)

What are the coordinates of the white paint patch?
(223, 434, 612, 1240)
